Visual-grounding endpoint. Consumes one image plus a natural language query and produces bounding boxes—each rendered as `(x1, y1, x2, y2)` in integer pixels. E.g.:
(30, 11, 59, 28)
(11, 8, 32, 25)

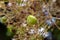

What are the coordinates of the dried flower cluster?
(0, 0, 60, 40)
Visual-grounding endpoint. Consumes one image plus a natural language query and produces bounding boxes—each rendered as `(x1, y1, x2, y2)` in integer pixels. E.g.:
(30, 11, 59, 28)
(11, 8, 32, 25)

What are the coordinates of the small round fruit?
(27, 15, 37, 25)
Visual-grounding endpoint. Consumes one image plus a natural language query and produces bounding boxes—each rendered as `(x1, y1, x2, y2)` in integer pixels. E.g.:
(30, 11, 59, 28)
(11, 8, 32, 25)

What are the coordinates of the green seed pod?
(27, 15, 37, 25)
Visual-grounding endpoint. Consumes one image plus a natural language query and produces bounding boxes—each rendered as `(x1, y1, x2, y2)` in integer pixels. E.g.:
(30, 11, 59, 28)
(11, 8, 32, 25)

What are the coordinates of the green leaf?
(0, 16, 7, 23)
(52, 28, 60, 40)
(6, 25, 14, 36)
